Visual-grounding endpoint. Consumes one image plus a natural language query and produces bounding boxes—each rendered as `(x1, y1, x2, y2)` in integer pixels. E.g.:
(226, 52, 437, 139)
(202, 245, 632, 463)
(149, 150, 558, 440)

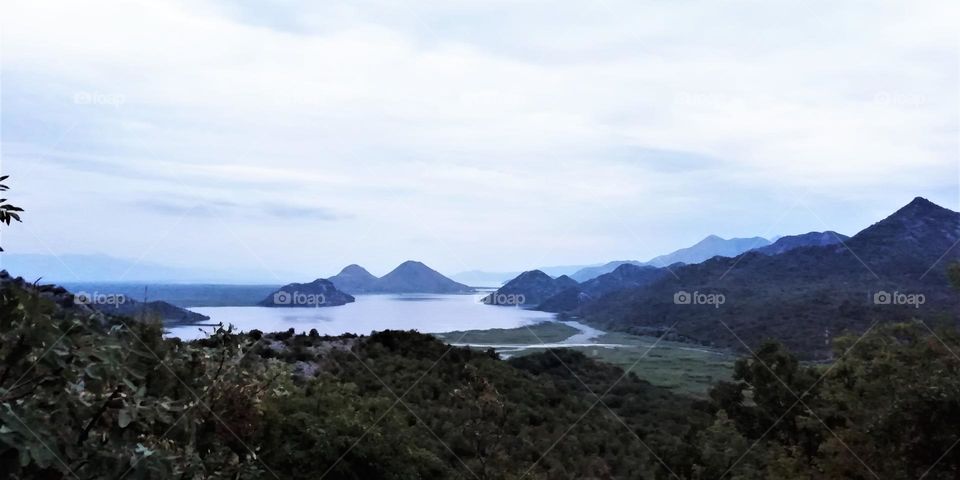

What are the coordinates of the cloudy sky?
(1, 0, 957, 282)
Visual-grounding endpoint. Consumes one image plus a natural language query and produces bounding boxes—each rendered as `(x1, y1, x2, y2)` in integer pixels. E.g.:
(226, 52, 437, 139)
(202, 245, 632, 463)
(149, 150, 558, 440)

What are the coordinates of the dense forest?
(1, 269, 959, 479)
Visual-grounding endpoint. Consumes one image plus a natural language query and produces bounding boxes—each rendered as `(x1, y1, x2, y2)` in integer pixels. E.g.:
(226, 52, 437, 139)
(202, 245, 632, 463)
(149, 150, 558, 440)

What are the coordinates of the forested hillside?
(2, 274, 959, 478)
(580, 198, 960, 358)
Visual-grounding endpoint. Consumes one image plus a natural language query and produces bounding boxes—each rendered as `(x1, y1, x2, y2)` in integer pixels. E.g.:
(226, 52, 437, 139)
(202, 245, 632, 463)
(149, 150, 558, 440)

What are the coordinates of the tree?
(0, 175, 24, 252)
(948, 261, 960, 290)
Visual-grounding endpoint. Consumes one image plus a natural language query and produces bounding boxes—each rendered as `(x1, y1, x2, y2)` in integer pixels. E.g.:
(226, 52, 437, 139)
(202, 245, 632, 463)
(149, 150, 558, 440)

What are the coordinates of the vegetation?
(0, 175, 24, 251)
(433, 321, 581, 345)
(436, 323, 736, 397)
(3, 275, 959, 478)
(567, 331, 735, 398)
(580, 198, 960, 359)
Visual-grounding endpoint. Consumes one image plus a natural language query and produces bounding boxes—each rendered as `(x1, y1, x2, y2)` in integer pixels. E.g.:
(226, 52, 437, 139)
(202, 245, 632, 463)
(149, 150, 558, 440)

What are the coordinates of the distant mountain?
(259, 279, 355, 307)
(568, 236, 770, 283)
(0, 270, 211, 325)
(540, 264, 668, 312)
(449, 270, 522, 288)
(481, 270, 579, 307)
(570, 261, 644, 282)
(537, 264, 599, 277)
(645, 235, 771, 267)
(370, 261, 474, 294)
(452, 264, 599, 287)
(327, 264, 380, 293)
(0, 253, 296, 283)
(92, 299, 211, 326)
(579, 197, 960, 359)
(751, 231, 848, 255)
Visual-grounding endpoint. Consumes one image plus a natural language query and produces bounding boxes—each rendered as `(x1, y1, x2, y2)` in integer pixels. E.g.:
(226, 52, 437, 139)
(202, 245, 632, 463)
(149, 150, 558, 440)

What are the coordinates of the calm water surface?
(167, 293, 555, 340)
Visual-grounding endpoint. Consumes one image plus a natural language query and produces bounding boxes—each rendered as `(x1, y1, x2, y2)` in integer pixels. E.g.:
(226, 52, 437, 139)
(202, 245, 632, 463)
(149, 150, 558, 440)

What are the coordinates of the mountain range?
(327, 261, 474, 294)
(569, 236, 773, 281)
(479, 198, 960, 358)
(577, 197, 960, 358)
(0, 253, 297, 284)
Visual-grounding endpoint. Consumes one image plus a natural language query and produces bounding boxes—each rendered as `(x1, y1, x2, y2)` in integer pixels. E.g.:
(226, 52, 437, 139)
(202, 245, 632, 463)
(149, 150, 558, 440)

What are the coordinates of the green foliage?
(708, 322, 960, 479)
(3, 277, 959, 479)
(0, 282, 284, 478)
(949, 261, 960, 290)
(0, 175, 24, 252)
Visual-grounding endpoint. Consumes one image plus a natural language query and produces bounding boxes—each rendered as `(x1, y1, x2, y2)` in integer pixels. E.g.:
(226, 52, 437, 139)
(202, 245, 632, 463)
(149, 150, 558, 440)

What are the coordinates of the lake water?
(166, 293, 557, 340)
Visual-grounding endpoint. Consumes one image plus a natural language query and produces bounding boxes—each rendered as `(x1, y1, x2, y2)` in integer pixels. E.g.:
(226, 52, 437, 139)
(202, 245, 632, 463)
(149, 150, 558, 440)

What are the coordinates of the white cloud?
(1, 0, 957, 276)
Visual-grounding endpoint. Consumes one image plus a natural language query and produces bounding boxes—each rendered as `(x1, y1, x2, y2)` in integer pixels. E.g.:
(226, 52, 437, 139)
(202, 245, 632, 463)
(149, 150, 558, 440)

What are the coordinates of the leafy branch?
(0, 175, 24, 252)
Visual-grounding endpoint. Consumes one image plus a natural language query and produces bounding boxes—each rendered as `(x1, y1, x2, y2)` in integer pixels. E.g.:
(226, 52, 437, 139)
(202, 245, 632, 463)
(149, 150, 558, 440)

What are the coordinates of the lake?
(166, 293, 556, 340)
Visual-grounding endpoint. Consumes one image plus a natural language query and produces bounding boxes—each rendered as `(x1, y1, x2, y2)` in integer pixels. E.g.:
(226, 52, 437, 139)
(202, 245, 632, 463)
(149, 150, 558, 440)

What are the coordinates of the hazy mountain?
(537, 264, 599, 277)
(449, 270, 522, 288)
(540, 264, 669, 312)
(453, 264, 599, 287)
(0, 253, 294, 284)
(569, 236, 772, 282)
(259, 279, 355, 307)
(751, 231, 848, 255)
(570, 261, 644, 282)
(57, 283, 280, 308)
(371, 261, 474, 294)
(92, 299, 212, 326)
(327, 264, 380, 293)
(481, 270, 579, 307)
(645, 235, 771, 267)
(579, 197, 960, 359)
(0, 270, 210, 325)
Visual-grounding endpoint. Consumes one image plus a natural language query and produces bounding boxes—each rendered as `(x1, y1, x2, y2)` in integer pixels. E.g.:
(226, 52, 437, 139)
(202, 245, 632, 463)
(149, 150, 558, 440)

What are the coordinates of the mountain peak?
(375, 261, 473, 293)
(396, 260, 428, 269)
(893, 197, 953, 218)
(339, 264, 372, 275)
(864, 197, 958, 231)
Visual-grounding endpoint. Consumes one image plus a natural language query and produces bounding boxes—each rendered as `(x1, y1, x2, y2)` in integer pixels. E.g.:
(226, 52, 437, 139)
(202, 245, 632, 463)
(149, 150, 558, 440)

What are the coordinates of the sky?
(0, 0, 958, 282)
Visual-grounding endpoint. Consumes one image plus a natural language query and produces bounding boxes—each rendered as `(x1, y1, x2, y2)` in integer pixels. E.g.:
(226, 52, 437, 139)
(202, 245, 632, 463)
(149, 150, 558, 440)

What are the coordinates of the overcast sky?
(1, 0, 957, 281)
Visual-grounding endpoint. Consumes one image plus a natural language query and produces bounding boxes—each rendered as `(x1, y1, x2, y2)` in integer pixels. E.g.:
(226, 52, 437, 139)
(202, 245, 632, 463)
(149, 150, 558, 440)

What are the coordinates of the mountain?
(645, 235, 771, 267)
(569, 236, 772, 282)
(259, 279, 355, 307)
(327, 264, 379, 293)
(91, 299, 212, 326)
(539, 264, 669, 312)
(571, 261, 644, 282)
(751, 231, 848, 255)
(537, 264, 600, 277)
(0, 253, 297, 283)
(481, 270, 579, 307)
(371, 261, 474, 294)
(452, 264, 601, 287)
(579, 197, 960, 359)
(0, 270, 210, 325)
(449, 270, 522, 288)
